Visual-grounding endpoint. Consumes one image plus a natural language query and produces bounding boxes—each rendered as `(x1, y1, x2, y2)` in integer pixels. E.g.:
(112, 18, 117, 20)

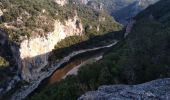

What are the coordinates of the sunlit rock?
(20, 15, 83, 82)
(79, 78, 170, 100)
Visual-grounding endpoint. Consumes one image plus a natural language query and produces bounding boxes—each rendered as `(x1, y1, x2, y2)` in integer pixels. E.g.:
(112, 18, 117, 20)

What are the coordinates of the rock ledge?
(79, 78, 170, 100)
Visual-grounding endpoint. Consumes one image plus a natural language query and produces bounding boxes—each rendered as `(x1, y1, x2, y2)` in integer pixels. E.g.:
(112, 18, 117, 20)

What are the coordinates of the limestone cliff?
(20, 15, 83, 82)
(79, 78, 170, 100)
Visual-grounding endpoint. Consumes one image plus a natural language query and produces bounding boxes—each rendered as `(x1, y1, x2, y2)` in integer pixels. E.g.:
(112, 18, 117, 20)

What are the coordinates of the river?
(48, 50, 104, 84)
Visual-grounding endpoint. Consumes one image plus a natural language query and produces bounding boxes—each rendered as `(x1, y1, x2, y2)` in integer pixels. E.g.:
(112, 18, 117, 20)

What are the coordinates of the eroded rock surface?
(79, 78, 170, 100)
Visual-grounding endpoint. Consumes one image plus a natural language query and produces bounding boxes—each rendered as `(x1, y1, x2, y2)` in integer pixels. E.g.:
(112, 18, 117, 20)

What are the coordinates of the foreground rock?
(79, 78, 170, 100)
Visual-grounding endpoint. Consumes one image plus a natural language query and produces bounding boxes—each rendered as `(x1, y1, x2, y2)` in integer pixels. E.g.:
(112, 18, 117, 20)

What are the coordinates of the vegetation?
(0, 56, 11, 84)
(0, 0, 121, 43)
(30, 0, 170, 99)
(0, 56, 9, 68)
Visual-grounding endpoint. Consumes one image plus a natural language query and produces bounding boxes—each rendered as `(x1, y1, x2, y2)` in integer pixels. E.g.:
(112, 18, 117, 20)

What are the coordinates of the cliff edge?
(79, 78, 170, 100)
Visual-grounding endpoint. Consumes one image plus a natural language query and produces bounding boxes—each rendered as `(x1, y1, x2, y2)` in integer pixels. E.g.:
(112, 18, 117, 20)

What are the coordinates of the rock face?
(79, 78, 170, 100)
(20, 15, 83, 82)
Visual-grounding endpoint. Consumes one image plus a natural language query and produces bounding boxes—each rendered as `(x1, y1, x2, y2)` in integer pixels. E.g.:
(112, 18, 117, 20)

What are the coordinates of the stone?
(79, 78, 170, 100)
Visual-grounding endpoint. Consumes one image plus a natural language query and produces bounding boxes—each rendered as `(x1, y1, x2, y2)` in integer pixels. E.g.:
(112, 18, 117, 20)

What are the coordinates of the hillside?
(74, 0, 159, 24)
(29, 0, 170, 100)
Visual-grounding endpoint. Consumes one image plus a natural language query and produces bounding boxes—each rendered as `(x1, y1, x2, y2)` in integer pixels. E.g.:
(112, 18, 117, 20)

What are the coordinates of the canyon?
(1, 0, 169, 100)
(0, 0, 119, 98)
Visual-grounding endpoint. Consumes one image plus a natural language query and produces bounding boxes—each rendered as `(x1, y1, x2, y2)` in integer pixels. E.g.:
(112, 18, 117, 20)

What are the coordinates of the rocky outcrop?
(54, 0, 67, 6)
(79, 78, 170, 100)
(20, 15, 83, 82)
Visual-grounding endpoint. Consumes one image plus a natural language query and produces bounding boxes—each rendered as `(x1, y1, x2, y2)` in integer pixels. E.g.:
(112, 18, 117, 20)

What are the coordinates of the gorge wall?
(19, 15, 83, 82)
